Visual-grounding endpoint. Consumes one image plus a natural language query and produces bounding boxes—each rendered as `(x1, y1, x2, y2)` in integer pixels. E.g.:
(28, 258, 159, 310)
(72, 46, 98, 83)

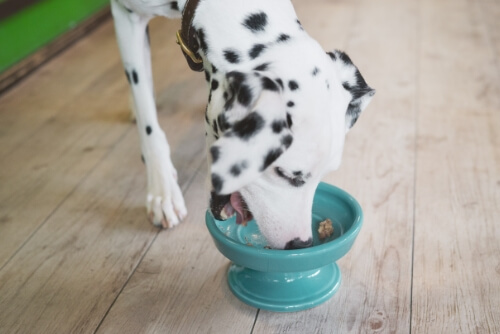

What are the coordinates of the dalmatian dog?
(111, 0, 374, 249)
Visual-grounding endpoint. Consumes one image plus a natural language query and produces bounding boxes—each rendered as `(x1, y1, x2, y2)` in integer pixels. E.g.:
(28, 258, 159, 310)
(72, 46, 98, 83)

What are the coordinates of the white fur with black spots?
(111, 0, 374, 248)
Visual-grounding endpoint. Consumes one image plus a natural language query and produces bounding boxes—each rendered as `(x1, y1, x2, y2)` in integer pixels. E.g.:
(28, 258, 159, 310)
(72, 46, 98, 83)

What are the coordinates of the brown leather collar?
(176, 0, 204, 72)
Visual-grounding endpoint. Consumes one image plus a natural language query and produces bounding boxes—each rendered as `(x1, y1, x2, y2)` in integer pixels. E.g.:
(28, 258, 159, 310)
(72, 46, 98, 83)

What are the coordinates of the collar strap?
(176, 0, 204, 72)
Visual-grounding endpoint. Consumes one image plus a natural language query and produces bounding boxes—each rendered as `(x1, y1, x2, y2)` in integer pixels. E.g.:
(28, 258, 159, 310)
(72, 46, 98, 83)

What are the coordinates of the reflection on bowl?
(206, 182, 363, 312)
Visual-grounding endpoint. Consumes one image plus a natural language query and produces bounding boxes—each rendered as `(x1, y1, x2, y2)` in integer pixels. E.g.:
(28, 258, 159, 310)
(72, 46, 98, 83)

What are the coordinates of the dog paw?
(146, 167, 187, 229)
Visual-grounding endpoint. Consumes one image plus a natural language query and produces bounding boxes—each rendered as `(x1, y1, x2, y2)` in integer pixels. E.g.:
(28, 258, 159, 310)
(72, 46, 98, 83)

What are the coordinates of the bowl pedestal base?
(227, 262, 341, 312)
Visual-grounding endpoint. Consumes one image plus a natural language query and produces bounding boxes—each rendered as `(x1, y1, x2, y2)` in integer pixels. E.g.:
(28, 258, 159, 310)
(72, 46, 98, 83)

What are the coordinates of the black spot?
(170, 1, 179, 11)
(293, 171, 303, 176)
(337, 50, 354, 65)
(197, 28, 208, 55)
(224, 72, 247, 110)
(211, 173, 224, 194)
(243, 12, 268, 33)
(212, 65, 218, 73)
(233, 112, 265, 140)
(227, 71, 246, 86)
(146, 126, 152, 135)
(281, 135, 293, 149)
(224, 49, 240, 64)
(287, 101, 295, 107)
(276, 78, 284, 89)
(277, 34, 290, 43)
(230, 165, 241, 176)
(262, 77, 279, 91)
(312, 67, 320, 76)
(212, 119, 219, 135)
(285, 238, 312, 249)
(327, 51, 337, 61)
(146, 25, 150, 45)
(343, 70, 373, 100)
(346, 103, 362, 128)
(217, 113, 231, 132)
(204, 110, 210, 124)
(125, 6, 133, 13)
(132, 70, 139, 84)
(211, 79, 219, 91)
(210, 146, 220, 163)
(223, 92, 228, 100)
(353, 70, 372, 98)
(272, 120, 287, 134)
(237, 84, 253, 106)
(286, 113, 293, 128)
(296, 19, 303, 30)
(254, 63, 270, 71)
(230, 161, 248, 177)
(223, 94, 233, 110)
(208, 91, 212, 103)
(141, 155, 145, 164)
(249, 44, 266, 59)
(262, 148, 283, 171)
(326, 80, 330, 90)
(288, 80, 299, 91)
(125, 70, 131, 84)
(205, 71, 211, 82)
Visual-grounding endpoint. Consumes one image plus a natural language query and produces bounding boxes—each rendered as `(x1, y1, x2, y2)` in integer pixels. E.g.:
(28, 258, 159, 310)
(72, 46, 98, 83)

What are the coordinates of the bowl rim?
(205, 182, 363, 263)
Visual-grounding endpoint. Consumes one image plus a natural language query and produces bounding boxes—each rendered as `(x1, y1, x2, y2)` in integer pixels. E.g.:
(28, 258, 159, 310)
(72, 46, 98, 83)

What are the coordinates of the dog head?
(206, 50, 374, 249)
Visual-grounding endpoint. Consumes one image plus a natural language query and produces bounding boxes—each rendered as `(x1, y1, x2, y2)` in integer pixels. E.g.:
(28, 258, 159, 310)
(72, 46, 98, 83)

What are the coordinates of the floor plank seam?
(249, 309, 260, 334)
(92, 227, 161, 334)
(0, 125, 133, 273)
(409, 0, 422, 332)
(92, 155, 207, 333)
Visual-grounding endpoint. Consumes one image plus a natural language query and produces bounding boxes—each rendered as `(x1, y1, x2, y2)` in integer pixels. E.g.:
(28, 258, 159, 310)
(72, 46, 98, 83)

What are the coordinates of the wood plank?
(0, 18, 136, 267)
(0, 22, 132, 267)
(477, 0, 500, 61)
(0, 90, 131, 268)
(0, 112, 206, 333)
(0, 13, 210, 333)
(0, 20, 122, 159)
(0, 16, 205, 267)
(253, 0, 416, 332)
(411, 0, 500, 332)
(95, 164, 258, 334)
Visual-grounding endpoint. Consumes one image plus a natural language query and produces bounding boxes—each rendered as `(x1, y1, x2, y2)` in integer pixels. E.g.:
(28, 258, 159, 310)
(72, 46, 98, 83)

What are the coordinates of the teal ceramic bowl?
(205, 182, 363, 312)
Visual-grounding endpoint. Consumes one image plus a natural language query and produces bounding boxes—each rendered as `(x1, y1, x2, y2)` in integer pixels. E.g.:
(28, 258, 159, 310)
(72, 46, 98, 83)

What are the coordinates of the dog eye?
(274, 167, 306, 187)
(274, 167, 287, 178)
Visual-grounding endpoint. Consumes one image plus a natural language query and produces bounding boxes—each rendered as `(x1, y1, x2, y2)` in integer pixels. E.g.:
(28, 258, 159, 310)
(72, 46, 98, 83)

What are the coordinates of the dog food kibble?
(318, 219, 334, 240)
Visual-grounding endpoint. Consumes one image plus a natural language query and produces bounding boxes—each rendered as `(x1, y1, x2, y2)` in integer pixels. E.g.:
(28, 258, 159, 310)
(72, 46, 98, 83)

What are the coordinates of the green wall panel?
(0, 0, 109, 73)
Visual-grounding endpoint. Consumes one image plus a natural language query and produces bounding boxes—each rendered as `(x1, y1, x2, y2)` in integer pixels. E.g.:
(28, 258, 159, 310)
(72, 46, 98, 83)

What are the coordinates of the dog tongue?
(230, 192, 252, 225)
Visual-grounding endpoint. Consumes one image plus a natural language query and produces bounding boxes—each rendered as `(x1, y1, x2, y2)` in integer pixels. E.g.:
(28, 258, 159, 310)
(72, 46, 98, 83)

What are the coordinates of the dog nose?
(284, 237, 313, 250)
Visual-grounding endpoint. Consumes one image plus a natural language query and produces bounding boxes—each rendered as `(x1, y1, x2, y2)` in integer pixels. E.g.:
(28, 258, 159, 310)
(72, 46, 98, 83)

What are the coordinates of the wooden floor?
(1, 0, 499, 332)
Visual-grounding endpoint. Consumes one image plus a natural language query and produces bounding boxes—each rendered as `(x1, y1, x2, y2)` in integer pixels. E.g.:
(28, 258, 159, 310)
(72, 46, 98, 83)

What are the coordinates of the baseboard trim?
(0, 6, 111, 95)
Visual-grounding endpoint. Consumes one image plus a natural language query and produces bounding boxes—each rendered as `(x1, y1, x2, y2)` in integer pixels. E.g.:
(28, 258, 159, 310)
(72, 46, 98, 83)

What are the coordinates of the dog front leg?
(111, 0, 187, 228)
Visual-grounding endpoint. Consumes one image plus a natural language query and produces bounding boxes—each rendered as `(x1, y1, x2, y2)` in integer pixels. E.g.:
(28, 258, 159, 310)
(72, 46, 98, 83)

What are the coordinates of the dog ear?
(328, 50, 375, 131)
(209, 71, 293, 195)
